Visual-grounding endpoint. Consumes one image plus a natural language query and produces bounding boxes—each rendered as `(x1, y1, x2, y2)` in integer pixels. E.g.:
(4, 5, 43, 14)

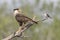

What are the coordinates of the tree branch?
(2, 16, 38, 40)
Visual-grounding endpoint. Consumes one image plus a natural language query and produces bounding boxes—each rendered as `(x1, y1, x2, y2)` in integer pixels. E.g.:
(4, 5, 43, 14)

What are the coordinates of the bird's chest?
(15, 15, 27, 22)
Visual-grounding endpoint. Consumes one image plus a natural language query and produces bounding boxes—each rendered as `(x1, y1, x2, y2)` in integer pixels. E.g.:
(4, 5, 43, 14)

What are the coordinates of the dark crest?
(13, 8, 19, 11)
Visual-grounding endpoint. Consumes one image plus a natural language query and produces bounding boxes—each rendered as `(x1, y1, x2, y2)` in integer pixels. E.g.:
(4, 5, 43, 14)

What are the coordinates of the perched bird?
(42, 13, 52, 21)
(13, 8, 37, 26)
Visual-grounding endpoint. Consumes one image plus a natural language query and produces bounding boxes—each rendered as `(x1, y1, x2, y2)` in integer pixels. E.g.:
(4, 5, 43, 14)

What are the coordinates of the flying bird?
(13, 8, 37, 26)
(42, 13, 52, 21)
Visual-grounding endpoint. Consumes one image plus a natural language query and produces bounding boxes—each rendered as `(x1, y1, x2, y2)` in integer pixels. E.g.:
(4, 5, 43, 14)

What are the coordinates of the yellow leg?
(15, 27, 23, 36)
(16, 27, 22, 33)
(15, 23, 25, 36)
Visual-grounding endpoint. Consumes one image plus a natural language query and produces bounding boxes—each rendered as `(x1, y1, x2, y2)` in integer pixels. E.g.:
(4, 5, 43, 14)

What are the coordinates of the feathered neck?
(14, 10, 20, 16)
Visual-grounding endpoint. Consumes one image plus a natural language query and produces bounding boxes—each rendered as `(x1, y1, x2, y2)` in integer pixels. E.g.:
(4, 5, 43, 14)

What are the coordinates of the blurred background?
(0, 0, 60, 40)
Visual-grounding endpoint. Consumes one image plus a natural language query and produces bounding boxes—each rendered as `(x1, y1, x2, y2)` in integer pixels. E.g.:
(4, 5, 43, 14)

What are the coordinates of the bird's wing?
(47, 14, 52, 18)
(15, 14, 32, 21)
(20, 14, 33, 21)
(21, 15, 38, 24)
(15, 14, 37, 24)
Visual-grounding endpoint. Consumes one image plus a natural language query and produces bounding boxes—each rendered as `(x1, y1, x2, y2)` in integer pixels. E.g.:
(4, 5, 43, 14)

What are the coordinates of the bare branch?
(2, 16, 38, 40)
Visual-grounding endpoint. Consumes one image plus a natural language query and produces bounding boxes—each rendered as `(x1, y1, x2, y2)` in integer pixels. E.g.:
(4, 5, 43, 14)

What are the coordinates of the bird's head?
(43, 13, 47, 17)
(13, 8, 21, 16)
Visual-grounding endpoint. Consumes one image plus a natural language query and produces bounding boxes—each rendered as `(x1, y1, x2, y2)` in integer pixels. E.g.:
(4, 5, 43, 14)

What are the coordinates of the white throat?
(14, 10, 19, 16)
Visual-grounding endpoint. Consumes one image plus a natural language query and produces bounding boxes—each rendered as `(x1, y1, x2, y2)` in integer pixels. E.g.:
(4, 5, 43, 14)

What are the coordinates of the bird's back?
(15, 14, 37, 24)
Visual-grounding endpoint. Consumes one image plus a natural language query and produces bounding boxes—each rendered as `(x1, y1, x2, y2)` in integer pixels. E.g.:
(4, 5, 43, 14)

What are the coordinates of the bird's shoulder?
(15, 14, 29, 18)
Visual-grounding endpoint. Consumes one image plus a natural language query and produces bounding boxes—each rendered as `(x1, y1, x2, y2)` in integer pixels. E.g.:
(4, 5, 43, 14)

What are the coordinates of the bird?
(13, 8, 37, 26)
(42, 13, 52, 21)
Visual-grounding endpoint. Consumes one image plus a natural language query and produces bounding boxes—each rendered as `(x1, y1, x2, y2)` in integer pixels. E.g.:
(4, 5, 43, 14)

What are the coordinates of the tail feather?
(33, 21, 38, 24)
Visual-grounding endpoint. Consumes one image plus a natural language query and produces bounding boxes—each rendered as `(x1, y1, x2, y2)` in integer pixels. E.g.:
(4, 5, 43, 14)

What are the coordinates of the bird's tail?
(32, 21, 38, 24)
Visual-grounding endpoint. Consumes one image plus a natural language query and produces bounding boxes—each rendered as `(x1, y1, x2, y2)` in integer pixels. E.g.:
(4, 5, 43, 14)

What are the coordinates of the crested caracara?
(13, 8, 37, 26)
